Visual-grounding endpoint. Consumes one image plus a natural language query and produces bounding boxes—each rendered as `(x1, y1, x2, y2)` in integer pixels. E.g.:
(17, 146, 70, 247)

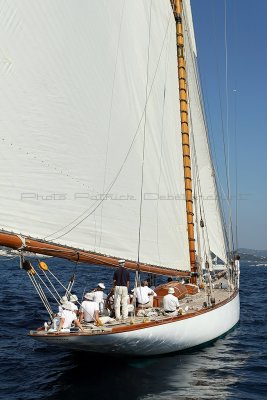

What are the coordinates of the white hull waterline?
(31, 291, 239, 356)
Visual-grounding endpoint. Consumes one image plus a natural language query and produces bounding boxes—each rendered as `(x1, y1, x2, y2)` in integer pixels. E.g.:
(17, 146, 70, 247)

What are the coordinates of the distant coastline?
(238, 248, 267, 263)
(1, 245, 266, 264)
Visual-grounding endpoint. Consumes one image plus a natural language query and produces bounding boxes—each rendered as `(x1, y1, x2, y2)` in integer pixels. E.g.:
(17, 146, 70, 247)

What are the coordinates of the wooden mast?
(171, 0, 197, 284)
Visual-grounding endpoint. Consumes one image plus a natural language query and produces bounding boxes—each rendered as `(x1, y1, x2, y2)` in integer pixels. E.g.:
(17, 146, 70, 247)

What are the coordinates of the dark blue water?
(0, 257, 266, 400)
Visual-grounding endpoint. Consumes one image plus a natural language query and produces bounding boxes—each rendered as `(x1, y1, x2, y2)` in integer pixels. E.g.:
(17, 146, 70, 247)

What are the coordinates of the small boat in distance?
(0, 0, 239, 356)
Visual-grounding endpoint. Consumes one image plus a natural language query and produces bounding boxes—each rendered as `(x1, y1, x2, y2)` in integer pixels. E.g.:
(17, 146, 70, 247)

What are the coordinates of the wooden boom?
(0, 231, 190, 277)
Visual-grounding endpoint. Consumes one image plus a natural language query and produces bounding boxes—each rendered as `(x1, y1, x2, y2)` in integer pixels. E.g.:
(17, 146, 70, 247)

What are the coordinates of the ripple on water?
(0, 260, 266, 400)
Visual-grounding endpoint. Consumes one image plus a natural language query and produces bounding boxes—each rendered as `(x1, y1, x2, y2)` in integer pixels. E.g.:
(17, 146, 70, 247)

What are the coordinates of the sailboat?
(0, 0, 240, 356)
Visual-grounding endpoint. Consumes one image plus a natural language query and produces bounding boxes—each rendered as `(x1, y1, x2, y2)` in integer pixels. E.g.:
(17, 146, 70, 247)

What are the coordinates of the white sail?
(0, 0, 191, 270)
(182, 4, 228, 263)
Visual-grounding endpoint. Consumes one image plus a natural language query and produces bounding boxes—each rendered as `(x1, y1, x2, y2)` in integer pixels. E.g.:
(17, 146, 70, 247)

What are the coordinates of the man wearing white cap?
(58, 295, 68, 316)
(56, 301, 84, 333)
(113, 259, 130, 320)
(163, 287, 180, 316)
(79, 292, 101, 325)
(69, 294, 79, 316)
(92, 283, 107, 314)
(134, 280, 157, 309)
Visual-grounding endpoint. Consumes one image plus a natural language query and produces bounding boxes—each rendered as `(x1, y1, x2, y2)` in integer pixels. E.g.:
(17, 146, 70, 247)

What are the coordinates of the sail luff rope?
(42, 10, 174, 243)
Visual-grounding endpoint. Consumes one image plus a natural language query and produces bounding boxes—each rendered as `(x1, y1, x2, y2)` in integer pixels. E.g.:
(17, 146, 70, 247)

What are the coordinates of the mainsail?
(0, 0, 195, 271)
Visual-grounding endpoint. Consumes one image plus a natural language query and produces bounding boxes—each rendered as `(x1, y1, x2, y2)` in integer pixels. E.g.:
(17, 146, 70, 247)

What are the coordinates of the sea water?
(0, 257, 266, 400)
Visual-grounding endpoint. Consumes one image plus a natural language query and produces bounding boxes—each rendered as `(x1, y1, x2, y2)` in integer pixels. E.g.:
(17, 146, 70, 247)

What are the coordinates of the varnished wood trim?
(0, 231, 189, 277)
(30, 290, 239, 338)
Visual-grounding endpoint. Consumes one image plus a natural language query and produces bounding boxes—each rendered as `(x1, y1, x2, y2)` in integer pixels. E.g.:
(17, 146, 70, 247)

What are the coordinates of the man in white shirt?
(134, 280, 156, 309)
(56, 301, 84, 332)
(92, 283, 107, 314)
(163, 287, 180, 316)
(58, 295, 68, 315)
(69, 294, 79, 316)
(79, 292, 101, 324)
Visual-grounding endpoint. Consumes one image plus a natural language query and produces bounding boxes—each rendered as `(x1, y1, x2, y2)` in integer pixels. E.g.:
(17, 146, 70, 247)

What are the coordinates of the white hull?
(31, 292, 239, 356)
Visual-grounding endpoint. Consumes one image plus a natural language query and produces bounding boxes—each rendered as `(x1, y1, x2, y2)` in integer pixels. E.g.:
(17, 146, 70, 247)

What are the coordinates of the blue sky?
(191, 0, 267, 250)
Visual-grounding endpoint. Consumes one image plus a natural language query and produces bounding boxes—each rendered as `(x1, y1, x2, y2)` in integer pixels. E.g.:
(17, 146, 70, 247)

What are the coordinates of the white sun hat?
(98, 283, 105, 289)
(84, 292, 94, 301)
(60, 295, 68, 304)
(168, 287, 175, 294)
(70, 294, 78, 302)
(62, 301, 73, 311)
(118, 259, 125, 264)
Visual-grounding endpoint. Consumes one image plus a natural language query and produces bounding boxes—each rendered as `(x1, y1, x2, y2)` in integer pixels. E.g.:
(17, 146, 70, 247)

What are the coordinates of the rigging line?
(200, 0, 232, 257)
(233, 89, 239, 251)
(48, 269, 76, 297)
(155, 13, 172, 265)
(41, 269, 61, 299)
(45, 9, 174, 242)
(137, 0, 152, 264)
(189, 110, 211, 265)
(34, 269, 62, 304)
(99, 0, 126, 248)
(224, 0, 234, 255)
(224, 0, 235, 256)
(182, 33, 210, 267)
(183, 23, 225, 262)
(28, 273, 53, 317)
(210, 1, 231, 209)
(191, 144, 204, 267)
(191, 72, 228, 264)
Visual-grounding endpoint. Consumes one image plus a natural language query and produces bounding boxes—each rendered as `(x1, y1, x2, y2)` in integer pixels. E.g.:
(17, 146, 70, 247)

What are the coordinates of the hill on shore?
(238, 248, 267, 262)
